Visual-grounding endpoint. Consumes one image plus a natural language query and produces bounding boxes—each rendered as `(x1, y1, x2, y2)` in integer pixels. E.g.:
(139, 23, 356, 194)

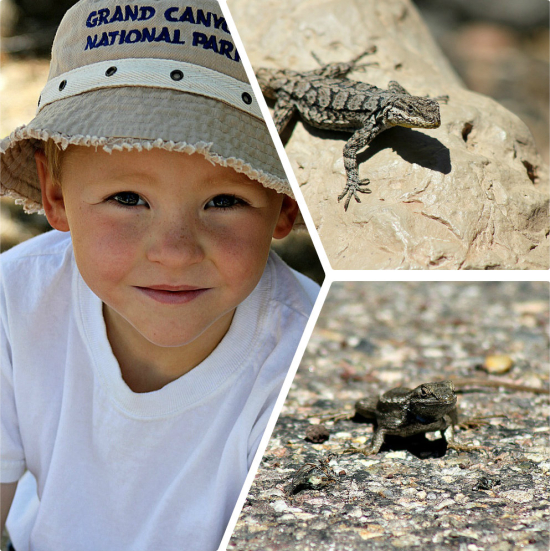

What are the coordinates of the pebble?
(502, 490, 534, 503)
(261, 488, 285, 499)
(434, 498, 455, 511)
(482, 354, 514, 373)
(271, 500, 289, 512)
(335, 431, 354, 440)
(309, 519, 328, 530)
(346, 335, 360, 347)
(357, 459, 380, 468)
(357, 524, 384, 539)
(293, 512, 316, 521)
(385, 451, 409, 460)
(305, 424, 330, 443)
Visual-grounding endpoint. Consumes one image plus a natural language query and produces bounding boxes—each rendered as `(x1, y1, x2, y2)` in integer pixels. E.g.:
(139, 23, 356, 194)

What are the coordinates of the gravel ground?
(228, 281, 549, 551)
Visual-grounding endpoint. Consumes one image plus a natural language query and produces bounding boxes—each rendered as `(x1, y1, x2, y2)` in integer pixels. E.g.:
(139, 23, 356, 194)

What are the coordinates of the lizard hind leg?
(272, 99, 297, 134)
(311, 46, 378, 79)
(430, 94, 449, 104)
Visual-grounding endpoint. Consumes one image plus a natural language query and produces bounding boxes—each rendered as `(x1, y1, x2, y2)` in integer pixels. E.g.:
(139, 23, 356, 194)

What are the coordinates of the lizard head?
(384, 97, 441, 129)
(408, 381, 457, 419)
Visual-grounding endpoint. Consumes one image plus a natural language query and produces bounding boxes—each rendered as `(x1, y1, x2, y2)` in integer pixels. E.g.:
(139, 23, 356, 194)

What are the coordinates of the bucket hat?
(0, 0, 290, 214)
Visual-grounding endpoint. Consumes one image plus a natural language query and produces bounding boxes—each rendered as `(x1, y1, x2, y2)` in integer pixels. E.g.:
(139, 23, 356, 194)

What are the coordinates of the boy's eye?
(110, 192, 147, 207)
(205, 194, 244, 209)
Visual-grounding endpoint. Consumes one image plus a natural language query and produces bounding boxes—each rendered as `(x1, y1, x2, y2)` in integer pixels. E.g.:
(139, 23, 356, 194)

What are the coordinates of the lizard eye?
(420, 386, 429, 397)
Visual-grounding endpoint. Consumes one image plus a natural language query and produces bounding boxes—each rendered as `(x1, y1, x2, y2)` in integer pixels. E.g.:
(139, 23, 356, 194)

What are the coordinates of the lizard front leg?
(272, 99, 297, 133)
(444, 416, 488, 453)
(342, 427, 387, 456)
(388, 80, 449, 104)
(338, 124, 381, 210)
(388, 80, 411, 95)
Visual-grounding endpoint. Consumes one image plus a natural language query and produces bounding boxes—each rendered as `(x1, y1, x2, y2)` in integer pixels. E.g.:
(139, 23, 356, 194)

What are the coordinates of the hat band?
(37, 58, 262, 119)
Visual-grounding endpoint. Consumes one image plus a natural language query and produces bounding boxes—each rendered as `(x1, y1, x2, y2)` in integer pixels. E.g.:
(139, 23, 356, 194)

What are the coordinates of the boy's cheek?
(71, 225, 139, 282)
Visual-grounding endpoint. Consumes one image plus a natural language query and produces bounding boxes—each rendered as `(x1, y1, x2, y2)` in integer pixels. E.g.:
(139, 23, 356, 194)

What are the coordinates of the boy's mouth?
(135, 285, 210, 305)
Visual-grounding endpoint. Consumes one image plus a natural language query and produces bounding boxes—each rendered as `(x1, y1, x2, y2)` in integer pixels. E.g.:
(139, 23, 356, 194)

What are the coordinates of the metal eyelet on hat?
(105, 66, 117, 77)
(170, 70, 184, 81)
(58, 80, 67, 91)
(241, 92, 252, 105)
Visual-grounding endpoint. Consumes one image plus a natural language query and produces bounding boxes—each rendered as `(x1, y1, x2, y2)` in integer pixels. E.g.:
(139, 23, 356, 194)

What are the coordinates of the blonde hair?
(42, 140, 64, 185)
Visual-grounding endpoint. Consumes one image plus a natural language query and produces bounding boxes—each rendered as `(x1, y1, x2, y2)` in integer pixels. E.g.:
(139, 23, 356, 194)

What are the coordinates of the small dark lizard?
(256, 48, 447, 210)
(328, 381, 482, 455)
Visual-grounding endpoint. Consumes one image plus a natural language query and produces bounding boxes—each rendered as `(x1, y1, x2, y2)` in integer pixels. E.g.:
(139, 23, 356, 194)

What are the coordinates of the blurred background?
(0, 0, 548, 281)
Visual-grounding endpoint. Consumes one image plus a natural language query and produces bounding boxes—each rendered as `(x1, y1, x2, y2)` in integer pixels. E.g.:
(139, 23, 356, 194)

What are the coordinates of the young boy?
(0, 1, 319, 549)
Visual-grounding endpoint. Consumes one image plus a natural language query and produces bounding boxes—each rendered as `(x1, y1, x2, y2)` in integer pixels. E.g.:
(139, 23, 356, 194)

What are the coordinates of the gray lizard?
(256, 48, 447, 210)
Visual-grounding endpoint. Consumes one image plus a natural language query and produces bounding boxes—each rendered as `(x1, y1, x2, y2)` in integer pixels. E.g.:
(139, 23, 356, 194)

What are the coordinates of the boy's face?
(37, 147, 297, 350)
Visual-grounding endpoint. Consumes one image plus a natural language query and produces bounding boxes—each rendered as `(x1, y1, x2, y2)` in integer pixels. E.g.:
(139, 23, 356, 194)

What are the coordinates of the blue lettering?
(192, 31, 206, 47)
(84, 34, 98, 49)
(97, 9, 110, 26)
(205, 35, 218, 53)
(154, 27, 171, 43)
(125, 29, 142, 43)
(161, 8, 230, 34)
(219, 40, 234, 59)
(109, 6, 124, 23)
(86, 5, 158, 28)
(86, 11, 98, 28)
(141, 27, 157, 42)
(212, 13, 225, 31)
(179, 7, 195, 24)
(85, 26, 188, 50)
(164, 7, 178, 22)
(108, 30, 120, 45)
(172, 29, 185, 44)
(125, 5, 139, 22)
(139, 6, 155, 21)
(97, 32, 110, 47)
(196, 9, 211, 27)
(192, 32, 218, 53)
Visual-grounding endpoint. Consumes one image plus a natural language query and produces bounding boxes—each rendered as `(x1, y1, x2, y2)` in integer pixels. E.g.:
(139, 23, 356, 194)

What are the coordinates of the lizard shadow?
(357, 127, 452, 175)
(379, 434, 449, 459)
(304, 125, 452, 176)
(349, 415, 450, 460)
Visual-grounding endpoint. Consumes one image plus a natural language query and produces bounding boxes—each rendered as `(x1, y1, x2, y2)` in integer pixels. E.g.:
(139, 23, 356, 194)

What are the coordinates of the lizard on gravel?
(256, 48, 448, 210)
(321, 381, 485, 455)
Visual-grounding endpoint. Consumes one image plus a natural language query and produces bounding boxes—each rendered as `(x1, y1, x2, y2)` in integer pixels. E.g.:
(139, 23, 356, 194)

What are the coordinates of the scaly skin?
(343, 381, 483, 455)
(256, 49, 447, 210)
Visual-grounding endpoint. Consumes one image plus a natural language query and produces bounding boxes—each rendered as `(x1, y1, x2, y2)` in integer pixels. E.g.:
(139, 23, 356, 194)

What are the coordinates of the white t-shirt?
(1, 230, 318, 551)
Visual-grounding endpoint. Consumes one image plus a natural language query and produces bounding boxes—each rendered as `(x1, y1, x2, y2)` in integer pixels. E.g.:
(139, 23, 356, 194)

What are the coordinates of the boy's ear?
(35, 150, 70, 232)
(272, 195, 300, 239)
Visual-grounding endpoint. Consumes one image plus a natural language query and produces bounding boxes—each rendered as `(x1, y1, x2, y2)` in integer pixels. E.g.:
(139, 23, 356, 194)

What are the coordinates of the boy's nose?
(145, 218, 205, 267)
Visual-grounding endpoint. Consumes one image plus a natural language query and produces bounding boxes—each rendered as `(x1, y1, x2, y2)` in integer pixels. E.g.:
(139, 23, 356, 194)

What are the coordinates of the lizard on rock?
(256, 48, 448, 210)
